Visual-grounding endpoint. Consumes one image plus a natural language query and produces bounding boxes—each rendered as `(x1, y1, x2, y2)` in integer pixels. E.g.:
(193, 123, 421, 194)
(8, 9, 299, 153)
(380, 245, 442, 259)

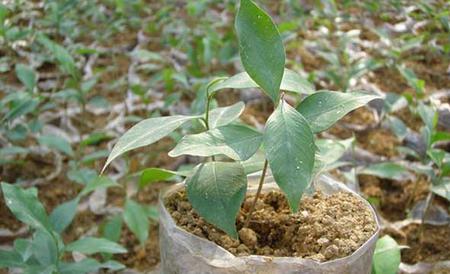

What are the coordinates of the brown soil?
(166, 189, 377, 261)
(341, 107, 376, 126)
(356, 128, 400, 157)
(370, 67, 412, 95)
(359, 175, 450, 222)
(115, 224, 160, 271)
(395, 107, 423, 132)
(386, 223, 450, 264)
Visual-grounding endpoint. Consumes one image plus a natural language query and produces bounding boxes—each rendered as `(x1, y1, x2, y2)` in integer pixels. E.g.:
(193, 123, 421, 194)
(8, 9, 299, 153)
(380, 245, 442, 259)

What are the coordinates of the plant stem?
(244, 159, 268, 228)
(418, 192, 434, 244)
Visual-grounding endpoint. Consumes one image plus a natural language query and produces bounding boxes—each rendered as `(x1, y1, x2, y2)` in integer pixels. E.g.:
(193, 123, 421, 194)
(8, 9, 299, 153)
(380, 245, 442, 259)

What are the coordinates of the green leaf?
(169, 124, 262, 161)
(372, 235, 401, 274)
(139, 168, 177, 187)
(417, 102, 437, 131)
(31, 229, 58, 266)
(15, 64, 36, 91)
(297, 91, 380, 133)
(432, 178, 450, 201)
(50, 198, 79, 233)
(209, 69, 313, 95)
(264, 100, 315, 211)
(14, 238, 32, 262)
(187, 162, 247, 238)
(359, 162, 411, 181)
(2, 96, 39, 123)
(37, 34, 78, 79)
(65, 237, 127, 255)
(67, 168, 97, 185)
(315, 138, 353, 173)
(208, 102, 245, 129)
(59, 259, 125, 274)
(235, 0, 285, 101)
(79, 176, 119, 197)
(37, 134, 74, 157)
(103, 115, 198, 172)
(397, 65, 425, 95)
(102, 215, 123, 243)
(386, 116, 408, 140)
(0, 249, 22, 268)
(123, 199, 149, 245)
(1, 183, 51, 231)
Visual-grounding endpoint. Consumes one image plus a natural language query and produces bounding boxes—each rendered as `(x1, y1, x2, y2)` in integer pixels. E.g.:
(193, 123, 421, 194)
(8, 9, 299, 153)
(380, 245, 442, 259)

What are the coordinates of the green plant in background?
(371, 235, 403, 274)
(314, 30, 380, 92)
(103, 0, 379, 238)
(0, 179, 126, 273)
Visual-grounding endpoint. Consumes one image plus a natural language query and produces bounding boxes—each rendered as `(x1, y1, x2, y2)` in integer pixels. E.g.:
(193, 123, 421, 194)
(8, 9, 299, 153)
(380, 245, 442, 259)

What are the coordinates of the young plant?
(103, 0, 379, 238)
(0, 178, 126, 273)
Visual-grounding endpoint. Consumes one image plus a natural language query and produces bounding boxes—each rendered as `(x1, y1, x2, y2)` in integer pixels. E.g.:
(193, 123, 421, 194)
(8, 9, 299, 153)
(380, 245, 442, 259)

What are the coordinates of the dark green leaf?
(139, 168, 177, 188)
(187, 162, 247, 238)
(169, 124, 262, 161)
(235, 0, 285, 101)
(264, 100, 315, 211)
(297, 91, 380, 133)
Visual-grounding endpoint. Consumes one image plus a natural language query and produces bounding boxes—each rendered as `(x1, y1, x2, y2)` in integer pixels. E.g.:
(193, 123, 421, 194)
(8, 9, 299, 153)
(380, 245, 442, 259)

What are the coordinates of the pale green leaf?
(37, 134, 74, 157)
(50, 198, 79, 233)
(297, 91, 380, 133)
(15, 64, 36, 91)
(372, 235, 401, 274)
(360, 162, 411, 181)
(123, 199, 149, 245)
(209, 69, 313, 95)
(208, 102, 245, 129)
(65, 237, 127, 255)
(169, 124, 262, 161)
(103, 115, 198, 172)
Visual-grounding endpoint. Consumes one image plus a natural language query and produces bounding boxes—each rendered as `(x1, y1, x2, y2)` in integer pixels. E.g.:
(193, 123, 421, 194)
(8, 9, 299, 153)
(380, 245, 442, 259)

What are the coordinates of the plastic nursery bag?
(158, 174, 380, 274)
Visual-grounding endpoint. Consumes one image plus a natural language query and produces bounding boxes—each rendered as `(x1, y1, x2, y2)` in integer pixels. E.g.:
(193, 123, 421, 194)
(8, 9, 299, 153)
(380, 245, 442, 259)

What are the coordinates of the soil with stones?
(166, 189, 377, 262)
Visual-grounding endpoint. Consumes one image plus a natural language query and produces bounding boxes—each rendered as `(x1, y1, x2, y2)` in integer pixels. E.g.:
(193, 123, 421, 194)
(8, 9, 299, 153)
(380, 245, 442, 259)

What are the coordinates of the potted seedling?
(102, 1, 381, 273)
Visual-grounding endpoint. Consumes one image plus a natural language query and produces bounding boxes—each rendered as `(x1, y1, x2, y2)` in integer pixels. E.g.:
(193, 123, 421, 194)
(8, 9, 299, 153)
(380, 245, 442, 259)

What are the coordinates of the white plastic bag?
(159, 175, 380, 274)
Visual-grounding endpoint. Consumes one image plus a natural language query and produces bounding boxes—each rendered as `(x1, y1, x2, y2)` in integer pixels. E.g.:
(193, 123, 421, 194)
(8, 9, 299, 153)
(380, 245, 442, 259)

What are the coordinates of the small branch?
(244, 159, 269, 228)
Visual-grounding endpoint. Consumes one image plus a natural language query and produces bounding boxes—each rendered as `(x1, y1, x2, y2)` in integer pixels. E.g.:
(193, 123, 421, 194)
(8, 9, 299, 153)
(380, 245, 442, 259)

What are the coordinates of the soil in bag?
(165, 189, 377, 262)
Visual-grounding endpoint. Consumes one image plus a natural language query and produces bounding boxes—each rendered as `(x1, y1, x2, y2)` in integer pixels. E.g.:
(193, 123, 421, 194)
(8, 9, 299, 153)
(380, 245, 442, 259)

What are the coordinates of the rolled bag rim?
(159, 173, 381, 272)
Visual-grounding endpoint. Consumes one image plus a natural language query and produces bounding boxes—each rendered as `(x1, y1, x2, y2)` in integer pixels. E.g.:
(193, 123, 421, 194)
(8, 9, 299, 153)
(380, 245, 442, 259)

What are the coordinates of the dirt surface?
(356, 128, 400, 157)
(386, 223, 450, 264)
(166, 189, 377, 262)
(359, 175, 450, 222)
